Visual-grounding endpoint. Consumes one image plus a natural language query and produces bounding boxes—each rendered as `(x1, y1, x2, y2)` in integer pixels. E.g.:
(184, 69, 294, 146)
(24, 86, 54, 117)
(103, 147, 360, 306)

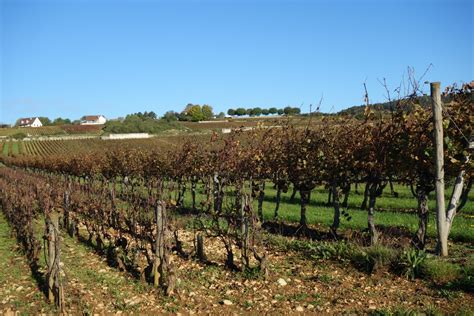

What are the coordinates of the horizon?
(1, 0, 472, 124)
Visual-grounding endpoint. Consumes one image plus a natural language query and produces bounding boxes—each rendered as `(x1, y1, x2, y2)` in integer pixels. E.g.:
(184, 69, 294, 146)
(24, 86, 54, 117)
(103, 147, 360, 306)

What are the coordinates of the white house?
(18, 117, 43, 128)
(80, 115, 107, 125)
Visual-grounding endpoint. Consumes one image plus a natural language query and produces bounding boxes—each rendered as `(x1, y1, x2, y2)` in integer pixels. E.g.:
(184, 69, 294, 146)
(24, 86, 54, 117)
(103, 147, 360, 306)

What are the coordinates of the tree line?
(227, 106, 301, 117)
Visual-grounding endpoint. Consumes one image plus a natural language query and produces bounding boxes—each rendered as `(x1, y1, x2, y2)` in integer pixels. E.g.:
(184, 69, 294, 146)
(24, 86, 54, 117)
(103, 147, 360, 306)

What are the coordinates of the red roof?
(82, 115, 102, 121)
(18, 117, 39, 126)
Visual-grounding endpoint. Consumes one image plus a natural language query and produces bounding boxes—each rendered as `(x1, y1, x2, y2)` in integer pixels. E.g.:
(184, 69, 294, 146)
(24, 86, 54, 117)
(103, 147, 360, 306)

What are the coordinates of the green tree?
(202, 104, 214, 120)
(250, 107, 262, 116)
(235, 108, 247, 116)
(269, 107, 278, 115)
(292, 107, 301, 115)
(52, 117, 72, 125)
(262, 109, 270, 115)
(283, 106, 293, 115)
(38, 117, 51, 126)
(277, 109, 284, 115)
(188, 105, 205, 122)
(162, 111, 178, 122)
(227, 109, 236, 116)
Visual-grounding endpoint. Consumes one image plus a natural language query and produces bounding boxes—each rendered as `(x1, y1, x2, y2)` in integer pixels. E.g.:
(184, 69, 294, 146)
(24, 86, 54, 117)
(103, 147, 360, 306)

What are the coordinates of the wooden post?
(153, 202, 164, 287)
(196, 233, 207, 262)
(431, 82, 448, 256)
(46, 213, 64, 310)
(241, 195, 249, 269)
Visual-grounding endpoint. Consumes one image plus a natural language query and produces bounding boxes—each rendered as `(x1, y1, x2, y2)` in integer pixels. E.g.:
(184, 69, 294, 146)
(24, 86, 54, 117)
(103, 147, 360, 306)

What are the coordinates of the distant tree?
(202, 104, 214, 120)
(277, 109, 284, 115)
(130, 111, 157, 120)
(52, 117, 71, 125)
(184, 103, 194, 113)
(250, 107, 262, 116)
(147, 111, 157, 119)
(162, 111, 179, 122)
(292, 107, 301, 115)
(187, 105, 205, 122)
(246, 108, 253, 116)
(177, 112, 189, 121)
(178, 103, 212, 121)
(235, 108, 247, 116)
(227, 109, 236, 116)
(103, 112, 178, 134)
(269, 107, 278, 115)
(217, 112, 226, 118)
(179, 104, 196, 121)
(262, 109, 269, 115)
(283, 106, 293, 115)
(38, 117, 51, 126)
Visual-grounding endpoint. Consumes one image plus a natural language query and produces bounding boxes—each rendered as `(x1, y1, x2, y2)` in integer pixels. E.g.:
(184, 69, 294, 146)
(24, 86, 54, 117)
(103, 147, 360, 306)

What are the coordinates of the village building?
(17, 117, 43, 127)
(80, 115, 107, 125)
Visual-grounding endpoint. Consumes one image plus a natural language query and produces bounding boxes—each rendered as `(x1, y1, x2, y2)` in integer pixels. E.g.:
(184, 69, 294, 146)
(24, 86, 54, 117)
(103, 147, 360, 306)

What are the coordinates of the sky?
(0, 0, 472, 124)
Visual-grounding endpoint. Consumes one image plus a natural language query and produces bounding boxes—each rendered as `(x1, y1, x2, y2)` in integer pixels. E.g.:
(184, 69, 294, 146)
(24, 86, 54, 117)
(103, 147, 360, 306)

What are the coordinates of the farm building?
(80, 115, 107, 125)
(17, 117, 43, 127)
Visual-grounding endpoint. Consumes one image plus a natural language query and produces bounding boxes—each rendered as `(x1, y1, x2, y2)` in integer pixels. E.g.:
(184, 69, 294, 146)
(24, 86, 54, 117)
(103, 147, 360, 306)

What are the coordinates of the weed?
(456, 256, 474, 292)
(437, 288, 463, 301)
(318, 273, 333, 283)
(309, 241, 354, 261)
(310, 293, 322, 306)
(165, 304, 179, 313)
(290, 292, 309, 301)
(368, 308, 391, 316)
(399, 248, 427, 280)
(241, 265, 263, 280)
(351, 244, 397, 274)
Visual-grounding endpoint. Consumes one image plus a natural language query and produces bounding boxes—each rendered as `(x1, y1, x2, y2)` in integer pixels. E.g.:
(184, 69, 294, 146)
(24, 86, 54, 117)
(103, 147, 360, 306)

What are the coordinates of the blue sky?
(0, 0, 472, 124)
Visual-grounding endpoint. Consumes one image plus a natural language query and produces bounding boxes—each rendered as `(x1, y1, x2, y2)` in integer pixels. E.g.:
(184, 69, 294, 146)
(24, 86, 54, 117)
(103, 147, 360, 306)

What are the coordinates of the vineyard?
(0, 85, 472, 314)
(0, 125, 104, 138)
(0, 136, 198, 157)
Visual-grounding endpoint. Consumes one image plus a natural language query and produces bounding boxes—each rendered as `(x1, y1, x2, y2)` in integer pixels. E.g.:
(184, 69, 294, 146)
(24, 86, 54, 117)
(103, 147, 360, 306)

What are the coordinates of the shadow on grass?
(29, 260, 48, 302)
(74, 232, 144, 281)
(262, 221, 333, 241)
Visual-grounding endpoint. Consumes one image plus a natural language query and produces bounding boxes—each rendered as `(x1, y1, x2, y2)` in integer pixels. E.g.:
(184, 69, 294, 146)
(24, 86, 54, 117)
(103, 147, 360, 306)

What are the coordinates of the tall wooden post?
(431, 82, 448, 256)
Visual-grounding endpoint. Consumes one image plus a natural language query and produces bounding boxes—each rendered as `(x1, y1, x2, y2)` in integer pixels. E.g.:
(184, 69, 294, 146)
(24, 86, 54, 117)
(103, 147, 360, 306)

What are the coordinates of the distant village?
(12, 115, 107, 128)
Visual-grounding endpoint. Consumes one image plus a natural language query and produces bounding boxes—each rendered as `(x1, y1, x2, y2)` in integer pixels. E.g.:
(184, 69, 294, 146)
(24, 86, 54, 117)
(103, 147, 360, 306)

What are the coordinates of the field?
(0, 98, 472, 314)
(0, 125, 104, 138)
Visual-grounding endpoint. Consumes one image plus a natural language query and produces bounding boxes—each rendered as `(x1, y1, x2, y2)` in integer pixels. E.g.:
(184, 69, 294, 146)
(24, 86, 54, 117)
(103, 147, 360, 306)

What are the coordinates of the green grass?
(0, 213, 53, 312)
(179, 182, 474, 243)
(0, 214, 26, 285)
(2, 142, 8, 156)
(11, 142, 19, 155)
(421, 258, 461, 284)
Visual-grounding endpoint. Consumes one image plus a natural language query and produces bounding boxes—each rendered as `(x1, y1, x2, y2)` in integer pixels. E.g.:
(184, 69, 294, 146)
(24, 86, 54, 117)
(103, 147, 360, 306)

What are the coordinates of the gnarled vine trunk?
(412, 187, 429, 249)
(45, 213, 64, 311)
(257, 180, 265, 222)
(274, 186, 281, 219)
(330, 184, 341, 237)
(299, 189, 311, 229)
(367, 182, 382, 245)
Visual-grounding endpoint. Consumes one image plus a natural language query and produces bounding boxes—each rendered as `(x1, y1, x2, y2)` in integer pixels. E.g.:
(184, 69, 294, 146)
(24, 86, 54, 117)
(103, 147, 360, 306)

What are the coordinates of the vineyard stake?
(431, 82, 448, 256)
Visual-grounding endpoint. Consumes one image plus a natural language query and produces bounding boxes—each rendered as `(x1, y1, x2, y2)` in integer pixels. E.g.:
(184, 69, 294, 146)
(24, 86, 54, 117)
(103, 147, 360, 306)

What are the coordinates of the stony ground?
(0, 214, 472, 315)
